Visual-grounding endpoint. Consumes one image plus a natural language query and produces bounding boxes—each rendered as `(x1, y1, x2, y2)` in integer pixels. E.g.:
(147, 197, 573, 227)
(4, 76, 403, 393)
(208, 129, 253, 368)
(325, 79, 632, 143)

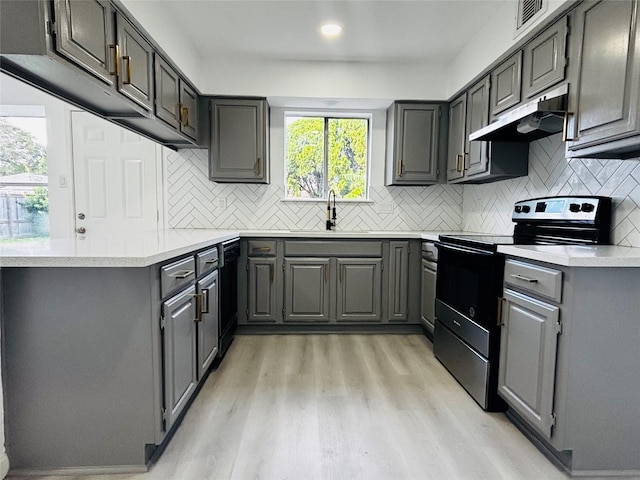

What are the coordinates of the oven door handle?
(435, 242, 495, 256)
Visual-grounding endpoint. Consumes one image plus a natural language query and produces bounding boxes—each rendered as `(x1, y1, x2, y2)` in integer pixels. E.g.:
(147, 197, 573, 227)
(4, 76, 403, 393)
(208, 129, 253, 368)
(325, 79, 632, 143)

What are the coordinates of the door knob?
(76, 227, 86, 234)
(77, 213, 85, 219)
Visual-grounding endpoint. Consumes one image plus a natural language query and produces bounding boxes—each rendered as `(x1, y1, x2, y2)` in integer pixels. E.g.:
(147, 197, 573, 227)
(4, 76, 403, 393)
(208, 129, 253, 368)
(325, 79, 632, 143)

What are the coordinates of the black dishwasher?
(218, 239, 239, 360)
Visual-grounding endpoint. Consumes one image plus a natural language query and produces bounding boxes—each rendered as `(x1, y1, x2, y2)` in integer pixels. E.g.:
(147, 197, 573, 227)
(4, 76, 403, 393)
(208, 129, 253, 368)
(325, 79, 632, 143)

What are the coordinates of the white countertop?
(0, 229, 239, 267)
(0, 229, 449, 267)
(498, 244, 640, 267)
(4, 228, 639, 268)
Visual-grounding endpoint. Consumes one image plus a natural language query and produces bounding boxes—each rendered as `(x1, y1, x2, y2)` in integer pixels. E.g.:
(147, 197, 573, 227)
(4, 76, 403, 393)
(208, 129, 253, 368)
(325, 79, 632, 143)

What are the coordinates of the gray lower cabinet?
(197, 270, 219, 377)
(336, 258, 382, 322)
(209, 98, 269, 183)
(387, 241, 409, 322)
(162, 285, 198, 431)
(498, 257, 640, 475)
(385, 102, 446, 185)
(420, 258, 436, 334)
(566, 0, 640, 159)
(248, 257, 278, 322)
(284, 258, 331, 322)
(498, 288, 560, 439)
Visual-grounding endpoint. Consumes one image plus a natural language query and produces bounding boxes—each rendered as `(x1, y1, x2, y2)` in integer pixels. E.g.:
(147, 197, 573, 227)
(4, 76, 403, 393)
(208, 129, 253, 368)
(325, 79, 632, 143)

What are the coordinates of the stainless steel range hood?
(469, 84, 568, 142)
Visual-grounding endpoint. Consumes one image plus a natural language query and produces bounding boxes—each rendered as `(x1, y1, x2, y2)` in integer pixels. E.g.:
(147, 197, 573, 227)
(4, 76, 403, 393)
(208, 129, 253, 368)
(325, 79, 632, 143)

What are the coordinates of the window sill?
(281, 198, 374, 204)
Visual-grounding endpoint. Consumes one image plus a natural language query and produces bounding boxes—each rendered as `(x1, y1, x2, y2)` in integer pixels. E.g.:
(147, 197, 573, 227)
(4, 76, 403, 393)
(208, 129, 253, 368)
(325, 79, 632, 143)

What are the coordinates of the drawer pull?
(252, 246, 271, 253)
(511, 273, 538, 283)
(205, 259, 219, 266)
(173, 270, 194, 279)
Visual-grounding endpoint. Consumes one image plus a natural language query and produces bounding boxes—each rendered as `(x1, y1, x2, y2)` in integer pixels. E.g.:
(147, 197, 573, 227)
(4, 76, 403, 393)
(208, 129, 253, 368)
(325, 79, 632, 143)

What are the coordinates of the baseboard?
(236, 324, 424, 335)
(8, 464, 147, 476)
(0, 453, 9, 479)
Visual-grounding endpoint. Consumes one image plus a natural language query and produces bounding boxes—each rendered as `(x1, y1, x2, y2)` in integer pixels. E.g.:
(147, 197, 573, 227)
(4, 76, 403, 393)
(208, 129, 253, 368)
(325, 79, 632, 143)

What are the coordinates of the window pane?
(286, 116, 324, 199)
(327, 118, 368, 199)
(0, 116, 49, 241)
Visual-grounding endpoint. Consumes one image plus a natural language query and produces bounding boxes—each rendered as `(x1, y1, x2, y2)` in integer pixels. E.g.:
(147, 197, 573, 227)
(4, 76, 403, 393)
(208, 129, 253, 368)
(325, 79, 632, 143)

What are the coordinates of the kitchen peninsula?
(2, 229, 640, 474)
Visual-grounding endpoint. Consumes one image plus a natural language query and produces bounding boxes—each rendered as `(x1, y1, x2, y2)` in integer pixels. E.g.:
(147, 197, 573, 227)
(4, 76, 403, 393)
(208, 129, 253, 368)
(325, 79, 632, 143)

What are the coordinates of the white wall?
(446, 0, 575, 97)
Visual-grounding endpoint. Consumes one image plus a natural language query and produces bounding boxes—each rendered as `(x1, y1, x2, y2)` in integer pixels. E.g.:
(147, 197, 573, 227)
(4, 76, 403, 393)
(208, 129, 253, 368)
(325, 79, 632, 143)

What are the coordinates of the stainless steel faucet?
(326, 189, 337, 230)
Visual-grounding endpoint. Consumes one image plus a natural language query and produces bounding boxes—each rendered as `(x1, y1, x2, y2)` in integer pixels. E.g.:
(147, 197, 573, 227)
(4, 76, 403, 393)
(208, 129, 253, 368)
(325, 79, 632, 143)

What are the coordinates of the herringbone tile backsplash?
(166, 134, 640, 247)
(463, 134, 640, 246)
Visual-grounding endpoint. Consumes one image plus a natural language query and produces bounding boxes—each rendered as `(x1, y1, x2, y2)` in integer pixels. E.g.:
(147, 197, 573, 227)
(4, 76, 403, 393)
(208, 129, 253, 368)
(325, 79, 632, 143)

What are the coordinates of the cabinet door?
(392, 103, 441, 184)
(567, 0, 640, 152)
(154, 55, 180, 129)
(54, 0, 115, 86)
(447, 93, 467, 181)
(498, 289, 560, 440)
(336, 258, 382, 322)
(420, 259, 437, 334)
(522, 16, 568, 99)
(490, 51, 522, 117)
(284, 258, 330, 322)
(388, 242, 409, 322)
(209, 98, 268, 183)
(197, 271, 219, 378)
(465, 77, 490, 177)
(179, 81, 199, 142)
(248, 257, 278, 323)
(162, 286, 198, 430)
(116, 14, 154, 111)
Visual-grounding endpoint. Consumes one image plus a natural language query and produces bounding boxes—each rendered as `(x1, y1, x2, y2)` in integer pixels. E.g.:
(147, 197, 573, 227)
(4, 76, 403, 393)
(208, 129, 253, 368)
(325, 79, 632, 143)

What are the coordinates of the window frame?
(283, 110, 372, 202)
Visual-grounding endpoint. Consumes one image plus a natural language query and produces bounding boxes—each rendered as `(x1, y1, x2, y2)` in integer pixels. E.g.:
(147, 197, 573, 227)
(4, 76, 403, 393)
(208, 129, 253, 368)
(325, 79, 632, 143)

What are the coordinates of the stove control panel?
(512, 196, 603, 222)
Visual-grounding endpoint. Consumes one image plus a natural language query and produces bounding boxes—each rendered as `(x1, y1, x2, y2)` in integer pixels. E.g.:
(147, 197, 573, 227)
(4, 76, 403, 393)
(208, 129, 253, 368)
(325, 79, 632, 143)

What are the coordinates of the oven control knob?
(569, 203, 581, 212)
(514, 206, 522, 213)
(581, 202, 595, 212)
(522, 205, 531, 213)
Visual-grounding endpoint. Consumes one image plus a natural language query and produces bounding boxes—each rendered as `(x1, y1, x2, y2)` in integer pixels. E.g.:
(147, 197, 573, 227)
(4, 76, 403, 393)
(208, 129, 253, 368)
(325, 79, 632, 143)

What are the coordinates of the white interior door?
(71, 111, 160, 239)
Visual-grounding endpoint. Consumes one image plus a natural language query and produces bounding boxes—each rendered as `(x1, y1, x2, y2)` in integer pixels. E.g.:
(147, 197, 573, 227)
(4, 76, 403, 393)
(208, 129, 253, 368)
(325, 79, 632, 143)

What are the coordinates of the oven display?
(535, 199, 565, 213)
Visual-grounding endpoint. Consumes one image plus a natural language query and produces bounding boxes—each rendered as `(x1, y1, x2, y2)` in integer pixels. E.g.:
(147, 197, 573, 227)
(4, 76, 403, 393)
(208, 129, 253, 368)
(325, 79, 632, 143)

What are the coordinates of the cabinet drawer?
(196, 247, 219, 276)
(504, 259, 562, 302)
(284, 241, 382, 257)
(161, 257, 196, 298)
(248, 240, 276, 256)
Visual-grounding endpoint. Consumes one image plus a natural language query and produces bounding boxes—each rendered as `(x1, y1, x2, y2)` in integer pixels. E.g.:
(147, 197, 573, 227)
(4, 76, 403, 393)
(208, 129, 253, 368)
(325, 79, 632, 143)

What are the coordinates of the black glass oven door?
(435, 242, 503, 328)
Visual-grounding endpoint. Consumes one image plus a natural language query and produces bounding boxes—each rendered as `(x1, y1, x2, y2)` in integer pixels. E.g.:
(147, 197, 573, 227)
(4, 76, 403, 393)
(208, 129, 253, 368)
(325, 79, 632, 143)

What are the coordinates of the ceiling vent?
(516, 0, 544, 31)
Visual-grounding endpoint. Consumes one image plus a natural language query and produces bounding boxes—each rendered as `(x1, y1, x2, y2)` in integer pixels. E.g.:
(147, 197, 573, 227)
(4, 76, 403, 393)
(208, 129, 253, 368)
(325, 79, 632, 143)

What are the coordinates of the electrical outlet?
(58, 175, 68, 188)
(378, 203, 394, 214)
(217, 197, 227, 209)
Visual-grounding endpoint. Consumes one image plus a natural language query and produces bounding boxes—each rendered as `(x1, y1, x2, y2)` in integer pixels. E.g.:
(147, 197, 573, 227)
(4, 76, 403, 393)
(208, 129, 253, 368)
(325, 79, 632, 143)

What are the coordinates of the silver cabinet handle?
(201, 288, 210, 314)
(510, 273, 538, 283)
(76, 227, 86, 234)
(173, 270, 194, 279)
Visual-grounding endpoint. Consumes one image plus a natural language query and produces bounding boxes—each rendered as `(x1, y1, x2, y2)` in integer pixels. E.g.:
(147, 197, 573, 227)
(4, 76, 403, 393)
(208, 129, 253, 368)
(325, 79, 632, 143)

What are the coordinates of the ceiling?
(155, 0, 510, 64)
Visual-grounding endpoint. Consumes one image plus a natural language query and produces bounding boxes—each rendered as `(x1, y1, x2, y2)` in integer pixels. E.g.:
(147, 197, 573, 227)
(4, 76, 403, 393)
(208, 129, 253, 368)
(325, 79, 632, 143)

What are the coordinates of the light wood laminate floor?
(9, 334, 639, 480)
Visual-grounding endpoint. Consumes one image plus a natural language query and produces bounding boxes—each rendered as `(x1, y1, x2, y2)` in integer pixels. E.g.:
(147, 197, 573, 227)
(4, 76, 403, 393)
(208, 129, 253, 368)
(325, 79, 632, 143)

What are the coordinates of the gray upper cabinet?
(447, 76, 526, 184)
(521, 16, 568, 99)
(386, 102, 445, 185)
(566, 0, 640, 159)
(209, 98, 270, 183)
(447, 93, 467, 182)
(0, 0, 201, 147)
(116, 13, 154, 111)
(154, 55, 199, 143)
(465, 77, 490, 177)
(53, 0, 115, 86)
(336, 258, 382, 322)
(490, 51, 522, 118)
